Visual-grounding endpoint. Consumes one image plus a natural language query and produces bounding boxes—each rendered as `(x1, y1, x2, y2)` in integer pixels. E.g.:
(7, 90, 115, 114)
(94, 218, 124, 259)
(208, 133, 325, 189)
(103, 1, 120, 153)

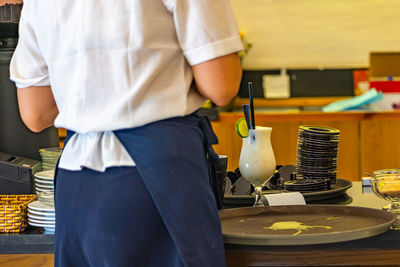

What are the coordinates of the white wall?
(230, 0, 400, 70)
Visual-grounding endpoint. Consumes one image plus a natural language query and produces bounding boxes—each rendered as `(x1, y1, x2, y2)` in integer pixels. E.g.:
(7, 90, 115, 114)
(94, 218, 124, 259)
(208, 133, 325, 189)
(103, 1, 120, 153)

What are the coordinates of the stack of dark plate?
(284, 178, 330, 193)
(296, 125, 340, 184)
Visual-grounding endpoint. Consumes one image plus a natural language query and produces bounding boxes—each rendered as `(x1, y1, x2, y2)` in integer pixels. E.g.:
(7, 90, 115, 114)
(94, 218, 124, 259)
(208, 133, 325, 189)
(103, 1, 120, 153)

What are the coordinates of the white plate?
(28, 213, 56, 221)
(28, 218, 55, 225)
(35, 182, 54, 189)
(28, 221, 56, 229)
(28, 220, 55, 227)
(37, 191, 54, 202)
(34, 170, 55, 180)
(34, 178, 54, 185)
(28, 222, 55, 229)
(35, 188, 53, 193)
(35, 187, 52, 191)
(35, 187, 53, 191)
(35, 184, 54, 189)
(28, 216, 55, 223)
(35, 186, 54, 191)
(28, 200, 55, 212)
(28, 209, 55, 217)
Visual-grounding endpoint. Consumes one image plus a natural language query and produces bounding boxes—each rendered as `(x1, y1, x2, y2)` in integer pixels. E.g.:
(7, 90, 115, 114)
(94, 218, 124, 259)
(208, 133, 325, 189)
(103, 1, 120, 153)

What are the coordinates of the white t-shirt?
(10, 0, 243, 172)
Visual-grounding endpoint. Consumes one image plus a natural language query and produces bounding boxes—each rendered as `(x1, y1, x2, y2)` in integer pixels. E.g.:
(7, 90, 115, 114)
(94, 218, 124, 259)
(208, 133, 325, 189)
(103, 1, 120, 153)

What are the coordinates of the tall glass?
(239, 126, 276, 207)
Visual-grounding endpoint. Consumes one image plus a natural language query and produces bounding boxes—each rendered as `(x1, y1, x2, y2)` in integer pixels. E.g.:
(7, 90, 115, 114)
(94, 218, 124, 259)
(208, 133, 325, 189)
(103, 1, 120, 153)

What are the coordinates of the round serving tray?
(223, 178, 352, 206)
(219, 205, 396, 246)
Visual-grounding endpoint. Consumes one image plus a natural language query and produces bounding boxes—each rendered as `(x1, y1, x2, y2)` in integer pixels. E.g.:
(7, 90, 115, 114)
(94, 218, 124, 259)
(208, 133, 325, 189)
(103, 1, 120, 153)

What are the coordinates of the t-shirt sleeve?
(163, 0, 243, 65)
(9, 2, 50, 88)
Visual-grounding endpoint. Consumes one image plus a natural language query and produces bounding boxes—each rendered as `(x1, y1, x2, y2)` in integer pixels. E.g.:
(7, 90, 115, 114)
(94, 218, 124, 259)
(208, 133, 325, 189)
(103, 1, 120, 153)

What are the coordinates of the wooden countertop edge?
(232, 96, 349, 108)
(1, 249, 399, 267)
(226, 249, 400, 266)
(218, 111, 400, 122)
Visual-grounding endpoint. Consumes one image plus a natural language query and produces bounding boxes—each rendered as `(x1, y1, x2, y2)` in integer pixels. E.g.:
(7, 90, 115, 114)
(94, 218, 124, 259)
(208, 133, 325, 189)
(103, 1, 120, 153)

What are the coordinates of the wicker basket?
(0, 194, 37, 233)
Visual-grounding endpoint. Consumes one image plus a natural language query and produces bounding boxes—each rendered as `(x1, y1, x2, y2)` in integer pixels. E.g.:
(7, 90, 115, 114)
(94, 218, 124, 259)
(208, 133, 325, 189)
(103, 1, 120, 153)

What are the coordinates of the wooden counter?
(0, 254, 53, 267)
(2, 182, 400, 266)
(211, 110, 400, 181)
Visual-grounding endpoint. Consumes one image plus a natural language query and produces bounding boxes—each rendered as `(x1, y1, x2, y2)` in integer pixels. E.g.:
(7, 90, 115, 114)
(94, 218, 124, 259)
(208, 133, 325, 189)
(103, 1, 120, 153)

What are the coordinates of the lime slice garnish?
(235, 118, 249, 138)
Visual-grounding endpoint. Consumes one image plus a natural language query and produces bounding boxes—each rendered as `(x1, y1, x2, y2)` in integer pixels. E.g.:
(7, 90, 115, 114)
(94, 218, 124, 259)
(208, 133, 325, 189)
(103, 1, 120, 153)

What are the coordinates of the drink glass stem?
(389, 201, 400, 230)
(253, 186, 264, 207)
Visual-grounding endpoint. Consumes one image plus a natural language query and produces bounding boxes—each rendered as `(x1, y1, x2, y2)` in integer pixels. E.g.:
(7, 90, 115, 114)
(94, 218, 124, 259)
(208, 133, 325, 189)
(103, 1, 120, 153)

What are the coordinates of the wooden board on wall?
(57, 111, 400, 182)
(360, 120, 400, 175)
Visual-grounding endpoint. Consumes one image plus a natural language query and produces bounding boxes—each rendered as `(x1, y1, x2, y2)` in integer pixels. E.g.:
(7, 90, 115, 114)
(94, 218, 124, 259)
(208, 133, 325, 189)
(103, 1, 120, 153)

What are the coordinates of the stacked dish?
(27, 192, 55, 233)
(284, 178, 330, 193)
(34, 170, 54, 194)
(296, 125, 340, 184)
(39, 147, 62, 171)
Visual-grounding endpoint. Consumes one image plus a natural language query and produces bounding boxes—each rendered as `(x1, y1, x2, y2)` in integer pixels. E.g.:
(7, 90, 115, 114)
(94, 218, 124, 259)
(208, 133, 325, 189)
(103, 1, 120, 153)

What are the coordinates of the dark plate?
(219, 205, 395, 246)
(223, 178, 352, 206)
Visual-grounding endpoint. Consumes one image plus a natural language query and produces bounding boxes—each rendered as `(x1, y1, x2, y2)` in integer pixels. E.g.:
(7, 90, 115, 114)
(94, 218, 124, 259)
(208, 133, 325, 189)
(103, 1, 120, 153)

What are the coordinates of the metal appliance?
(0, 152, 40, 194)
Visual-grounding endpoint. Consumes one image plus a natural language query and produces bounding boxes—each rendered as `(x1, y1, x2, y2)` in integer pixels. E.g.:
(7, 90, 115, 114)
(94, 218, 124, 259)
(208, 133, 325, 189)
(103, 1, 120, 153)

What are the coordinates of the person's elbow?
(193, 53, 243, 107)
(211, 80, 242, 107)
(212, 97, 232, 107)
(20, 111, 50, 133)
(17, 86, 58, 133)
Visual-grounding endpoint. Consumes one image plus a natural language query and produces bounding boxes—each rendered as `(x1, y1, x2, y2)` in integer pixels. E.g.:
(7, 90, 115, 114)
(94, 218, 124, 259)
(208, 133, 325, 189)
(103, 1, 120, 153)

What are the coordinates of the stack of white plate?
(34, 170, 55, 194)
(28, 192, 55, 233)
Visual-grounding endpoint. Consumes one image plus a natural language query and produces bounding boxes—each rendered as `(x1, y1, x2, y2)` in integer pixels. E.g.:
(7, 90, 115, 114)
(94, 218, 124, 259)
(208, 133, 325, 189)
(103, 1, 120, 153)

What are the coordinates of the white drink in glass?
(239, 126, 276, 206)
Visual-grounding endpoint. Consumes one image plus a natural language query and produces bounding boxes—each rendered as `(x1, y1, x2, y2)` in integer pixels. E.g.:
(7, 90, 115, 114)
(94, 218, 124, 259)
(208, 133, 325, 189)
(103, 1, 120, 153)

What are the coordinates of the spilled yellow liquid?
(265, 221, 332, 236)
(326, 216, 339, 220)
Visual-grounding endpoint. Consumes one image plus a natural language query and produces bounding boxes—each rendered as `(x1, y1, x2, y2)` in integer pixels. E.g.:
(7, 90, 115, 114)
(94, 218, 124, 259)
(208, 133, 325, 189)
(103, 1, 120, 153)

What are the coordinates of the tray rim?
(223, 178, 352, 204)
(219, 205, 396, 246)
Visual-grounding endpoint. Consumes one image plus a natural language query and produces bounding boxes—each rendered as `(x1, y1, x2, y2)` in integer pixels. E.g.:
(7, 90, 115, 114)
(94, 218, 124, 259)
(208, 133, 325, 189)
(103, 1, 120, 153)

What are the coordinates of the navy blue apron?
(54, 113, 226, 267)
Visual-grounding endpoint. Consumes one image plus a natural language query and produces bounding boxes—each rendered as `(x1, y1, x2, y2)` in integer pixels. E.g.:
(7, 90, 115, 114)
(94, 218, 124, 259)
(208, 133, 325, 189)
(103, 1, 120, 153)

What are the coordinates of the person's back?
(12, 0, 241, 132)
(11, 0, 243, 266)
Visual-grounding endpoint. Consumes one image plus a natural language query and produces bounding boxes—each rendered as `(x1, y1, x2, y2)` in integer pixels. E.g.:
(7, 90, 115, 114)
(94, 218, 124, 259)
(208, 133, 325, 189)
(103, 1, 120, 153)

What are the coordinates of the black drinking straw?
(242, 104, 251, 131)
(248, 82, 255, 129)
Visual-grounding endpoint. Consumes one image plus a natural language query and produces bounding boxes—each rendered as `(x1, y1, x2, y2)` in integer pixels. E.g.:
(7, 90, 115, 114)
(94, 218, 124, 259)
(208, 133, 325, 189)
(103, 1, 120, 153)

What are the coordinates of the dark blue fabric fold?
(59, 113, 226, 266)
(113, 114, 226, 267)
(198, 116, 224, 210)
(55, 166, 184, 267)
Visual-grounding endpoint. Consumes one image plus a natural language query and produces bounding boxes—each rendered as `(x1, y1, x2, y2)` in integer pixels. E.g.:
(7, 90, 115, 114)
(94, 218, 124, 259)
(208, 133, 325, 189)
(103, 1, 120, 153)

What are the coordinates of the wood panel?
(0, 254, 53, 267)
(57, 111, 400, 181)
(360, 119, 400, 175)
(226, 249, 400, 266)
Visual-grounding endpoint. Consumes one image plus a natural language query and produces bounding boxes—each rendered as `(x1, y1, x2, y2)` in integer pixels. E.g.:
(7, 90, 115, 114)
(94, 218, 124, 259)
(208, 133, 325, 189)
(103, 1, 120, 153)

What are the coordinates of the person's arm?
(17, 86, 59, 133)
(192, 52, 242, 106)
